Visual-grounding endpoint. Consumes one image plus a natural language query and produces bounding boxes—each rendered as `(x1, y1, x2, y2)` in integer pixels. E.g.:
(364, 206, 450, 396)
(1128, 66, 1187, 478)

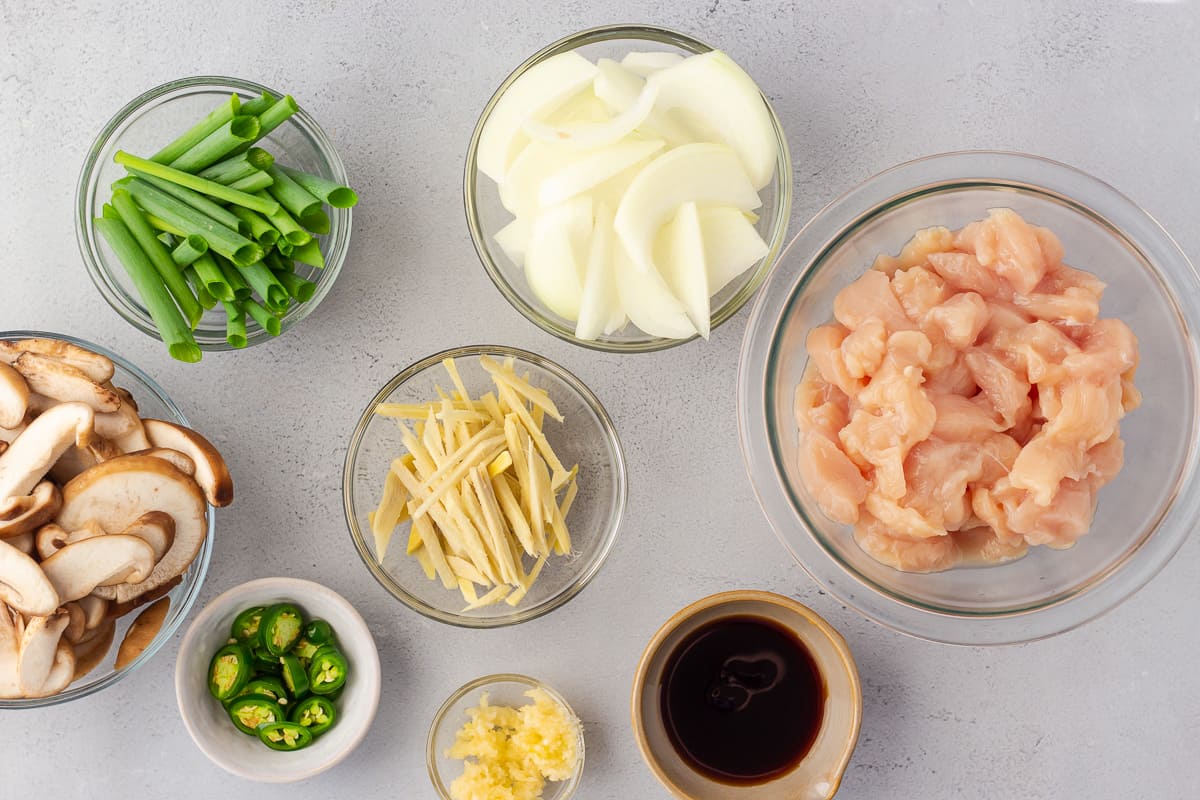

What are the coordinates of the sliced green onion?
(265, 165, 321, 219)
(215, 256, 252, 301)
(291, 239, 325, 269)
(238, 262, 289, 312)
(244, 298, 281, 335)
(226, 171, 274, 193)
(111, 189, 203, 329)
(265, 250, 293, 273)
(257, 192, 310, 245)
(193, 253, 234, 302)
(299, 208, 330, 235)
(168, 115, 260, 173)
(115, 150, 280, 215)
(222, 301, 248, 348)
(150, 94, 240, 165)
(197, 148, 274, 184)
(94, 214, 201, 363)
(185, 266, 217, 310)
(229, 207, 280, 246)
(275, 238, 294, 257)
(251, 96, 298, 142)
(276, 271, 316, 302)
(133, 173, 249, 236)
(171, 235, 209, 267)
(238, 91, 277, 117)
(124, 178, 263, 267)
(143, 212, 187, 237)
(278, 166, 358, 208)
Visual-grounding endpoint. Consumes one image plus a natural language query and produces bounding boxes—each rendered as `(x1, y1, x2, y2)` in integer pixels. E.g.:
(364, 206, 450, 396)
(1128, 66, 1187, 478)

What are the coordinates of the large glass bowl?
(464, 24, 792, 353)
(343, 345, 626, 627)
(76, 76, 351, 351)
(738, 151, 1200, 645)
(0, 330, 214, 707)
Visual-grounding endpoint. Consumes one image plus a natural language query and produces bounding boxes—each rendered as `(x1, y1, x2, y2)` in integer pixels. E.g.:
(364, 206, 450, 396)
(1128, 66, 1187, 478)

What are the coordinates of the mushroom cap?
(0, 402, 94, 501)
(33, 520, 105, 561)
(39, 534, 156, 604)
(0, 537, 59, 616)
(119, 511, 175, 564)
(0, 363, 29, 430)
(0, 480, 62, 538)
(58, 455, 206, 604)
(115, 596, 170, 670)
(12, 353, 119, 413)
(17, 610, 71, 696)
(143, 419, 233, 507)
(71, 620, 115, 681)
(128, 447, 195, 477)
(0, 339, 114, 384)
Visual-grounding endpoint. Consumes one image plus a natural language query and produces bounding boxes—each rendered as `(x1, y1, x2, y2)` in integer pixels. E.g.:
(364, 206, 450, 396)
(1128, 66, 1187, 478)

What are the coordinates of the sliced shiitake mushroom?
(12, 353, 119, 413)
(0, 339, 114, 384)
(0, 402, 93, 502)
(0, 537, 58, 616)
(0, 481, 61, 539)
(48, 437, 122, 485)
(34, 520, 105, 560)
(62, 601, 87, 644)
(142, 419, 233, 507)
(39, 534, 156, 604)
(94, 402, 150, 452)
(105, 574, 181, 621)
(128, 447, 195, 477)
(115, 596, 170, 670)
(17, 609, 71, 696)
(78, 594, 108, 630)
(0, 362, 29, 430)
(59, 455, 206, 604)
(0, 603, 21, 698)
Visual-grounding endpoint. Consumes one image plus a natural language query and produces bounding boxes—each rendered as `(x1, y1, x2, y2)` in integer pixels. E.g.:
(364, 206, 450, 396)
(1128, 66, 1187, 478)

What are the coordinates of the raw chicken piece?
(1008, 434, 1089, 505)
(1008, 479, 1096, 549)
(1013, 287, 1100, 325)
(798, 432, 868, 525)
(930, 393, 1002, 440)
(841, 318, 888, 379)
(853, 513, 960, 572)
(926, 292, 990, 349)
(991, 320, 1079, 384)
(1033, 226, 1065, 270)
(928, 252, 1004, 297)
(1084, 435, 1125, 487)
(794, 364, 850, 439)
(956, 208, 1049, 294)
(891, 266, 949, 323)
(923, 352, 977, 395)
(834, 270, 914, 333)
(900, 439, 988, 531)
(977, 433, 1022, 483)
(1061, 318, 1138, 378)
(953, 527, 1028, 565)
(1041, 379, 1124, 449)
(871, 226, 955, 276)
(806, 324, 865, 396)
(965, 349, 1032, 429)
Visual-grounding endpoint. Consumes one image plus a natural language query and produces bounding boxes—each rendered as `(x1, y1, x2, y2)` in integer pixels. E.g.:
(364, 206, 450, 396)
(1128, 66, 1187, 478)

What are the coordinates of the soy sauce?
(660, 615, 825, 785)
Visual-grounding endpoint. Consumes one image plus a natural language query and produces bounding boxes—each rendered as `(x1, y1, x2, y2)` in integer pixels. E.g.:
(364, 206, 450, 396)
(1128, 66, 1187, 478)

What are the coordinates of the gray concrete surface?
(1, 1, 1197, 798)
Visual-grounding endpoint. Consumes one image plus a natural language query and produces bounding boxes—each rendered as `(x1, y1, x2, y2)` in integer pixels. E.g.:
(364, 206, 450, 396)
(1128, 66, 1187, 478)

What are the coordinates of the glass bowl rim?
(74, 74, 352, 352)
(463, 23, 794, 353)
(341, 344, 628, 628)
(426, 672, 585, 800)
(0, 329, 215, 707)
(736, 150, 1200, 645)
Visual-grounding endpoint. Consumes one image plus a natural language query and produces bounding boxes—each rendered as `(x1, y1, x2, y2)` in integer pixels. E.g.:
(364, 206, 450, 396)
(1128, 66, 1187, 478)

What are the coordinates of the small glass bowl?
(464, 24, 793, 353)
(738, 151, 1200, 645)
(342, 345, 626, 627)
(76, 76, 351, 351)
(0, 330, 214, 708)
(427, 674, 585, 800)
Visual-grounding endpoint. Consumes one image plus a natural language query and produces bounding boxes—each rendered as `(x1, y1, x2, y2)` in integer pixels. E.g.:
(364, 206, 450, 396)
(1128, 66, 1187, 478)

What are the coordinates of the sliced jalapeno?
(208, 643, 252, 701)
(302, 619, 335, 646)
(291, 636, 319, 665)
(227, 693, 285, 735)
(307, 646, 348, 695)
(290, 695, 337, 736)
(251, 644, 282, 675)
(239, 677, 289, 705)
(260, 603, 303, 656)
(257, 721, 313, 751)
(231, 606, 266, 642)
(280, 654, 310, 698)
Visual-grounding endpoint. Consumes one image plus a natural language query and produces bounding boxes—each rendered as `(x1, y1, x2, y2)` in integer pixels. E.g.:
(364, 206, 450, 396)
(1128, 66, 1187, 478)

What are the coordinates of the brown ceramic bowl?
(631, 591, 862, 800)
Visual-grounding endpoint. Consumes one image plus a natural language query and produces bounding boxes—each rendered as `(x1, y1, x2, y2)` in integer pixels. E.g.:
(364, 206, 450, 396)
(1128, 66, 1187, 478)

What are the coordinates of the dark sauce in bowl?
(660, 615, 825, 785)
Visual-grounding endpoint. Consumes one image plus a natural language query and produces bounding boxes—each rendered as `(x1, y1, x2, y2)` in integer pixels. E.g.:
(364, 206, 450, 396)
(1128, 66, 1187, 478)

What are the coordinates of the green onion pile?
(94, 91, 358, 362)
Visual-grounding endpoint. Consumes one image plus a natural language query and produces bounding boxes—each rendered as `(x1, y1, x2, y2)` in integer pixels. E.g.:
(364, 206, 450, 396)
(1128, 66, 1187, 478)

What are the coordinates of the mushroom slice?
(0, 416, 28, 445)
(7, 530, 34, 555)
(0, 363, 29, 429)
(0, 402, 94, 500)
(78, 594, 108, 630)
(34, 520, 106, 560)
(95, 402, 150, 453)
(62, 602, 87, 643)
(17, 609, 71, 696)
(30, 642, 75, 698)
(0, 481, 62, 538)
(0, 339, 115, 383)
(12, 353, 119, 413)
(111, 386, 138, 413)
(128, 447, 195, 477)
(72, 620, 115, 680)
(0, 603, 20, 698)
(49, 437, 122, 485)
(120, 511, 175, 564)
(115, 596, 170, 669)
(39, 535, 156, 603)
(58, 455, 206, 604)
(142, 419, 233, 507)
(0, 538, 59, 615)
(105, 575, 181, 620)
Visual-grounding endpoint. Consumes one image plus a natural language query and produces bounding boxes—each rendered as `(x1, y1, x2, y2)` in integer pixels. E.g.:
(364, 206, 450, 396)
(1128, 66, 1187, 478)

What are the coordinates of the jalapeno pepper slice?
(227, 693, 285, 735)
(289, 695, 337, 736)
(291, 636, 320, 665)
(239, 677, 289, 705)
(260, 603, 303, 656)
(280, 653, 310, 698)
(251, 644, 282, 675)
(208, 643, 252, 701)
(230, 606, 266, 642)
(257, 721, 313, 751)
(307, 646, 348, 695)
(302, 619, 335, 646)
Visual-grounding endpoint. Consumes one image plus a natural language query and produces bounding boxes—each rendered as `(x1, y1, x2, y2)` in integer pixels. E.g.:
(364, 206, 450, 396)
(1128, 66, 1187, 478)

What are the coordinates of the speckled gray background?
(2, 0, 1198, 797)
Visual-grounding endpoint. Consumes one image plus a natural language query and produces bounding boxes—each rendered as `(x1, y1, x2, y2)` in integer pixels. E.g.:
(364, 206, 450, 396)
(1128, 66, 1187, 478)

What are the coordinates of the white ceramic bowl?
(175, 577, 381, 782)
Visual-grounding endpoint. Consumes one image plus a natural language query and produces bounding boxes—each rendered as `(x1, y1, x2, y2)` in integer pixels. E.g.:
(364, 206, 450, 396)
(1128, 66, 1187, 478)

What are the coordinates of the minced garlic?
(447, 688, 581, 800)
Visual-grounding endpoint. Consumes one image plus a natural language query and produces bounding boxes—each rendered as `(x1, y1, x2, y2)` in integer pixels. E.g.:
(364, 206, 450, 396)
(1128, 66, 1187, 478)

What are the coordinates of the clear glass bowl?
(427, 673, 585, 800)
(0, 330, 214, 708)
(76, 76, 351, 351)
(737, 151, 1200, 645)
(464, 24, 793, 353)
(342, 345, 626, 627)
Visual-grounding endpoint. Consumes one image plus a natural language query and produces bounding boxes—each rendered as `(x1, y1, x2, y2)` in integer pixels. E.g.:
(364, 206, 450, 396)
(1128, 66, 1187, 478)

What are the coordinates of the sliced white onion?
(698, 207, 770, 295)
(522, 83, 657, 150)
(538, 138, 664, 208)
(494, 218, 530, 266)
(620, 51, 685, 77)
(576, 204, 620, 340)
(658, 202, 711, 339)
(613, 239, 696, 340)
(498, 140, 581, 218)
(524, 196, 593, 321)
